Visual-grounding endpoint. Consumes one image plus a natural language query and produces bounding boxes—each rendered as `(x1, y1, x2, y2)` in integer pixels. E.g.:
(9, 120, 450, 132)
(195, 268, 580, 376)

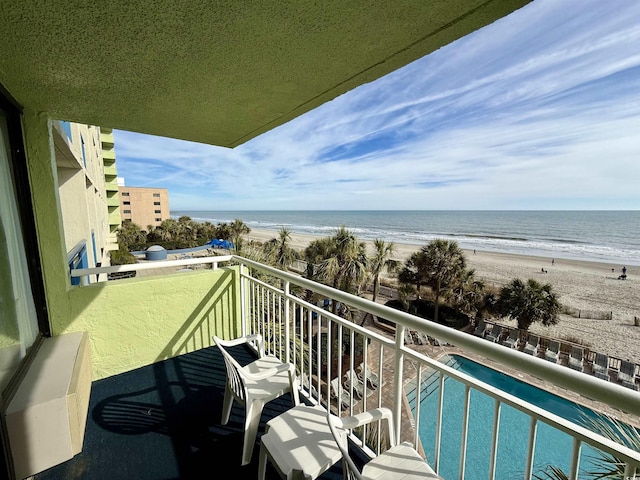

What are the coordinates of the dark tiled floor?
(34, 344, 344, 480)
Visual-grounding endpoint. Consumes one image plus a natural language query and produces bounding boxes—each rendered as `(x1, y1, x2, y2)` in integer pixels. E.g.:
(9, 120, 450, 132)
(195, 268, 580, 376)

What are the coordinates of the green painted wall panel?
(66, 268, 242, 380)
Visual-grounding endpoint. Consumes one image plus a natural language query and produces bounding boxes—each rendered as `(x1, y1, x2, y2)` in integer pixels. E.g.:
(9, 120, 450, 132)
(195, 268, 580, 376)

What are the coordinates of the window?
(60, 121, 72, 140)
(153, 193, 160, 197)
(123, 209, 131, 214)
(153, 201, 160, 205)
(154, 210, 161, 214)
(123, 201, 130, 205)
(121, 192, 129, 196)
(80, 134, 86, 168)
(155, 218, 162, 222)
(0, 105, 43, 394)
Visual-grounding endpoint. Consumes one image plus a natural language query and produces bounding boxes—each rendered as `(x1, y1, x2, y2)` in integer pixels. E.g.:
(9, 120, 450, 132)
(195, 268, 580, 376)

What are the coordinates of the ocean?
(171, 211, 640, 267)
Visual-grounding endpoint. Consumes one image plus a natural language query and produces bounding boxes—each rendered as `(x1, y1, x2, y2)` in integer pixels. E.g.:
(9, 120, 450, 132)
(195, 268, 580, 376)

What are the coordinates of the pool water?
(407, 355, 628, 479)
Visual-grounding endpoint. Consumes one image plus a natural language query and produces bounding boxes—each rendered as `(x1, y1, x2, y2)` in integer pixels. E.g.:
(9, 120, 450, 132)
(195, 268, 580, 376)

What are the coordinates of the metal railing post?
(239, 263, 247, 337)
(284, 280, 291, 363)
(393, 324, 405, 441)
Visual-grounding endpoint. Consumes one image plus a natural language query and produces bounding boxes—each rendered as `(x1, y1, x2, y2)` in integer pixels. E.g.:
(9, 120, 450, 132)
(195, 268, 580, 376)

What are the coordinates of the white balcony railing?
(72, 255, 640, 479)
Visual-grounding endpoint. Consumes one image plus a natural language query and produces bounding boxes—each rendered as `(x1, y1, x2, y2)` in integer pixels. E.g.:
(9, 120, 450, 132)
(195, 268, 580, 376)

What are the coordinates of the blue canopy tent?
(209, 238, 234, 249)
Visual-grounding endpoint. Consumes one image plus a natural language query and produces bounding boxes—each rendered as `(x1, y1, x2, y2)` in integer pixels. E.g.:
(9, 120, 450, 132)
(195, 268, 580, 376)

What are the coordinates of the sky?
(113, 0, 640, 211)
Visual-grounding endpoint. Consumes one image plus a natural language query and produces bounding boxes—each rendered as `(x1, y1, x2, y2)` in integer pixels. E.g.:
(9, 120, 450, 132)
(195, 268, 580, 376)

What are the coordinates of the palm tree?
(116, 221, 147, 251)
(497, 278, 560, 332)
(449, 269, 486, 321)
(320, 226, 368, 294)
(263, 227, 300, 271)
(398, 249, 431, 298)
(229, 218, 250, 253)
(399, 239, 466, 324)
(303, 226, 368, 315)
(369, 239, 401, 304)
(304, 237, 334, 282)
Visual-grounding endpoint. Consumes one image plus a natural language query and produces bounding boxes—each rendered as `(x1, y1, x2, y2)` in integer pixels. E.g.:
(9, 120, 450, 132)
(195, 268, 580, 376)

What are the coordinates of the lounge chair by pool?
(618, 360, 638, 390)
(569, 346, 584, 372)
(523, 335, 539, 356)
(592, 352, 609, 379)
(485, 325, 502, 343)
(357, 362, 380, 389)
(473, 319, 487, 337)
(502, 329, 520, 349)
(544, 340, 560, 363)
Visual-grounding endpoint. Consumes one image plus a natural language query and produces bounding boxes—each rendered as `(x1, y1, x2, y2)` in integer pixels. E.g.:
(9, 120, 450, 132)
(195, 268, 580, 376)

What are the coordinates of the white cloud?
(114, 0, 640, 210)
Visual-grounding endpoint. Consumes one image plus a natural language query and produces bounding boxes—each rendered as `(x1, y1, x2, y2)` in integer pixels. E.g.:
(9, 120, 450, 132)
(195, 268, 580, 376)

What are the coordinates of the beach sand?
(245, 227, 640, 364)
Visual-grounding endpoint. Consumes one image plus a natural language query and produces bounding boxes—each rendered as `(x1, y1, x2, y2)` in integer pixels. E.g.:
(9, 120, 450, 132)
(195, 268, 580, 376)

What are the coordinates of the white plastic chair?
(213, 334, 300, 465)
(327, 407, 441, 479)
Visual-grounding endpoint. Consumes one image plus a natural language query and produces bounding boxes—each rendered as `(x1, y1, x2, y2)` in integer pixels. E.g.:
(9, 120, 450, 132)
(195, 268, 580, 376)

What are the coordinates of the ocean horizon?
(171, 210, 640, 267)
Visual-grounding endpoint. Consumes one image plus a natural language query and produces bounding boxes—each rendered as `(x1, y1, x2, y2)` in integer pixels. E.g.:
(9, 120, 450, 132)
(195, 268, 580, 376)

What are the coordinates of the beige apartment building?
(53, 121, 120, 285)
(119, 186, 170, 229)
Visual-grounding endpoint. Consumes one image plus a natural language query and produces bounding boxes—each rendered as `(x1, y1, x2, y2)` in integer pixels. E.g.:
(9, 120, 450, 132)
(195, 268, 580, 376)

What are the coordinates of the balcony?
(100, 130, 114, 148)
(39, 255, 640, 480)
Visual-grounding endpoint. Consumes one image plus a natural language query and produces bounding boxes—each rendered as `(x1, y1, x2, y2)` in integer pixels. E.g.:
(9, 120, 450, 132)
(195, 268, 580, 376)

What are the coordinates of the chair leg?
(291, 384, 300, 406)
(257, 441, 268, 480)
(241, 400, 266, 466)
(221, 385, 234, 425)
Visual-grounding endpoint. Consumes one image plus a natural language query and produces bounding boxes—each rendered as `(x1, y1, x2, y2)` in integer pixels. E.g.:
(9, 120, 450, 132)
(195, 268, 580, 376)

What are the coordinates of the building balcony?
(105, 180, 119, 192)
(29, 255, 639, 479)
(100, 130, 114, 147)
(106, 196, 120, 208)
(103, 164, 118, 176)
(108, 209, 121, 225)
(102, 148, 116, 161)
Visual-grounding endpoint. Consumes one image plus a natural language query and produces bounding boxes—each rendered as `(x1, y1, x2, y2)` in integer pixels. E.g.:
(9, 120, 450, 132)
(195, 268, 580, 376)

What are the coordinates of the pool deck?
(357, 312, 639, 465)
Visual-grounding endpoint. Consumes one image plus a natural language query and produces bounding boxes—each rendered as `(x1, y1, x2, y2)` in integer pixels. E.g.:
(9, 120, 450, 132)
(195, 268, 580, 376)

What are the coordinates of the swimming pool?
(407, 355, 633, 479)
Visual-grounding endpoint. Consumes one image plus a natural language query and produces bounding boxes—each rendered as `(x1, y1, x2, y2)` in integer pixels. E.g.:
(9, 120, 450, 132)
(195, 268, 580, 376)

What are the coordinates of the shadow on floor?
(33, 344, 344, 480)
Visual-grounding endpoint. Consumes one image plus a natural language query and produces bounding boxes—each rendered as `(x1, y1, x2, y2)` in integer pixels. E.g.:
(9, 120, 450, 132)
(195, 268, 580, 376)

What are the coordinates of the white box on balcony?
(5, 331, 91, 479)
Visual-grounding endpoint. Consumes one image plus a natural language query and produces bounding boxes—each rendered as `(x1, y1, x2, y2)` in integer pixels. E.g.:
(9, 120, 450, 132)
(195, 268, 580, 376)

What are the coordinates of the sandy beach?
(245, 227, 640, 364)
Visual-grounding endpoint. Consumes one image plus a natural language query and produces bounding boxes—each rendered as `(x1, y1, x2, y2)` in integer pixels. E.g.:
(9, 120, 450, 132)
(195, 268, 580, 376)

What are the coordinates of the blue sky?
(113, 0, 640, 211)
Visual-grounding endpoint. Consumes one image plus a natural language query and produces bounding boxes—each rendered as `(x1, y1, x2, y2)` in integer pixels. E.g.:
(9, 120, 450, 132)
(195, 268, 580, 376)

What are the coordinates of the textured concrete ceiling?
(0, 1, 529, 148)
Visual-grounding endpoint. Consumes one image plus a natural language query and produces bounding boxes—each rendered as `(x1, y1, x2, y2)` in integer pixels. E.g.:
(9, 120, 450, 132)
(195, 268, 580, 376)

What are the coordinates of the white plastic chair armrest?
(242, 360, 296, 381)
(213, 334, 265, 357)
(333, 407, 396, 446)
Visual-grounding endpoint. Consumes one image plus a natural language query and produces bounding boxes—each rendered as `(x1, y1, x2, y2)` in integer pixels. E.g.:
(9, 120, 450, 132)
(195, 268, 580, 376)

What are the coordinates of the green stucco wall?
(67, 268, 241, 380)
(21, 110, 242, 380)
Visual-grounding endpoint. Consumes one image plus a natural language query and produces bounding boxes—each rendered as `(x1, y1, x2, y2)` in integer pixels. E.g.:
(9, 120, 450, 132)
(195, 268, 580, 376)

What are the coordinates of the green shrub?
(110, 246, 137, 266)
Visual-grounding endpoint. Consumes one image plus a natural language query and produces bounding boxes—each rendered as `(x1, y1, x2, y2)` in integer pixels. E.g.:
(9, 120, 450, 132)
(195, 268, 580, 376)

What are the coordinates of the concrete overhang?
(0, 1, 529, 148)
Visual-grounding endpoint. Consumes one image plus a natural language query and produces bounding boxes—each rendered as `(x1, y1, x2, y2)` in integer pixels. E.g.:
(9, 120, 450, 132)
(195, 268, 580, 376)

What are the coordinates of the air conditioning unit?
(5, 331, 91, 479)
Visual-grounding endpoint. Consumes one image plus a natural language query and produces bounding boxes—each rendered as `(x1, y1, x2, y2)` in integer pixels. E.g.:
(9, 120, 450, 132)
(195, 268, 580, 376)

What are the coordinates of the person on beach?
(551, 258, 554, 266)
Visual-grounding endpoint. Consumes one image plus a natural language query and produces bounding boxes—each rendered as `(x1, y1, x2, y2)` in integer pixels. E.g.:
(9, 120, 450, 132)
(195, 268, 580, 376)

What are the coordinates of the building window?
(60, 121, 72, 140)
(123, 201, 130, 205)
(155, 218, 162, 222)
(80, 135, 87, 168)
(123, 209, 131, 214)
(121, 192, 129, 196)
(154, 210, 161, 214)
(153, 193, 160, 197)
(153, 201, 160, 205)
